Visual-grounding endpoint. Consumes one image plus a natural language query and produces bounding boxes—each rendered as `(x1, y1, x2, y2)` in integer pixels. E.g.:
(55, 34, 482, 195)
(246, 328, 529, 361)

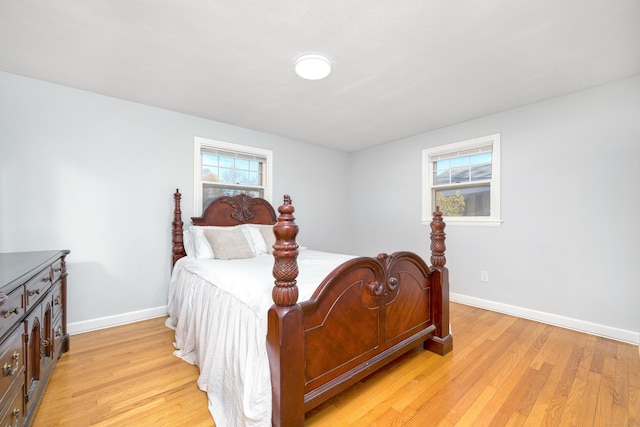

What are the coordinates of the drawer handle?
(0, 293, 6, 306)
(7, 407, 20, 427)
(3, 352, 19, 376)
(41, 339, 49, 348)
(28, 289, 40, 297)
(54, 295, 62, 305)
(3, 307, 19, 318)
(54, 267, 62, 273)
(55, 326, 63, 337)
(41, 276, 51, 283)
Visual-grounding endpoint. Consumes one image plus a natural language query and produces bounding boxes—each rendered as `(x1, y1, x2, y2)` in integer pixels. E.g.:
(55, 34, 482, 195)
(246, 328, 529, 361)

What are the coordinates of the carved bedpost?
(430, 206, 446, 267)
(172, 189, 185, 267)
(425, 206, 453, 355)
(267, 195, 305, 426)
(272, 195, 300, 306)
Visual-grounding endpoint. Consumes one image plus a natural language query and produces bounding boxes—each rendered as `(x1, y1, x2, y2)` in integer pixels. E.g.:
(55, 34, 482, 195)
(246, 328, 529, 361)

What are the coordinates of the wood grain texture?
(34, 303, 639, 426)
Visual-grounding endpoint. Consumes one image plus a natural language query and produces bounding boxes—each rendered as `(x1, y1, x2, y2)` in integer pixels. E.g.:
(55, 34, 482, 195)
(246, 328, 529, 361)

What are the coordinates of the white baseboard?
(451, 293, 640, 346)
(68, 306, 168, 335)
(67, 297, 640, 350)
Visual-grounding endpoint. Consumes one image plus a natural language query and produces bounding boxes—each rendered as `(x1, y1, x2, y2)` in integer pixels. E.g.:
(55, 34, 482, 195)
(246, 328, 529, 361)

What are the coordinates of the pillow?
(204, 227, 255, 260)
(259, 225, 276, 254)
(189, 226, 215, 259)
(242, 224, 269, 255)
(189, 225, 262, 258)
(257, 225, 305, 252)
(183, 229, 196, 258)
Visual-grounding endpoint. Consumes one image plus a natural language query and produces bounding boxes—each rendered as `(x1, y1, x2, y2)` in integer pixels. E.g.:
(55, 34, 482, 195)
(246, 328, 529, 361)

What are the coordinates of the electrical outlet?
(480, 271, 489, 282)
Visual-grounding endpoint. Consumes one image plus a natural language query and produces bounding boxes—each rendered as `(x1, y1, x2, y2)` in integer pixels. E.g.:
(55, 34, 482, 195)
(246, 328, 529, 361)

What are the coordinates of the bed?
(168, 189, 453, 426)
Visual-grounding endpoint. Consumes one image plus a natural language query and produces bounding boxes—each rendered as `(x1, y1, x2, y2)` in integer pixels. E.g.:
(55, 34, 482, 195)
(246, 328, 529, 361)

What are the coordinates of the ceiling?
(1, 1, 639, 152)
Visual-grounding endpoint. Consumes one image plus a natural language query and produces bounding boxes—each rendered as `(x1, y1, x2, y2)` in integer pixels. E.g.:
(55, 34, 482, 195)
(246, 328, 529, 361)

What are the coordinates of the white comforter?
(166, 250, 355, 427)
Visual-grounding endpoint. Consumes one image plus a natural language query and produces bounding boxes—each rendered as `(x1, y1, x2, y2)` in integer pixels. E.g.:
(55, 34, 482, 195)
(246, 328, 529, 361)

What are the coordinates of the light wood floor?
(35, 303, 639, 426)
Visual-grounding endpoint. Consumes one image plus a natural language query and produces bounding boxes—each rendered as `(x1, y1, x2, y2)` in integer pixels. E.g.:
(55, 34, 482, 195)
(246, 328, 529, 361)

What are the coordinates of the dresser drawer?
(0, 380, 23, 427)
(0, 326, 23, 406)
(25, 266, 53, 312)
(0, 288, 24, 339)
(51, 282, 63, 320)
(51, 258, 64, 285)
(52, 314, 64, 360)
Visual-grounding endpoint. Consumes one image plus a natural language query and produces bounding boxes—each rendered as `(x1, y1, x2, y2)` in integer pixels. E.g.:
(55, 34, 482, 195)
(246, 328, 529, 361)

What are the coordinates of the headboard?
(172, 189, 277, 265)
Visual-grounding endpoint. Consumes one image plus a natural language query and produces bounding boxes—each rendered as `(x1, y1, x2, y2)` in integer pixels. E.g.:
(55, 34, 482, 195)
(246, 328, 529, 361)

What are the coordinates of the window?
(194, 137, 273, 214)
(422, 134, 501, 226)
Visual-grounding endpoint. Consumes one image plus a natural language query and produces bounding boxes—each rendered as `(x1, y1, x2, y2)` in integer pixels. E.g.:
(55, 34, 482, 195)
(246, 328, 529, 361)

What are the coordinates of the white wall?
(0, 71, 350, 330)
(3, 70, 638, 344)
(347, 75, 640, 344)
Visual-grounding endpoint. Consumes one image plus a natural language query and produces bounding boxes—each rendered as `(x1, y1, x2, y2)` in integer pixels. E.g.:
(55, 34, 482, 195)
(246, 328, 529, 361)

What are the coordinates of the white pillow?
(241, 224, 302, 255)
(259, 225, 276, 254)
(189, 226, 216, 259)
(242, 224, 269, 255)
(190, 225, 261, 258)
(204, 227, 255, 260)
(183, 229, 196, 258)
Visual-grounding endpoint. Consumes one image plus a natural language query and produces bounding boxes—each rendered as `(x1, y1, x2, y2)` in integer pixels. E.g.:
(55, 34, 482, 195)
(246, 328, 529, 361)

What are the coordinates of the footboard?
(301, 251, 441, 411)
(267, 196, 452, 427)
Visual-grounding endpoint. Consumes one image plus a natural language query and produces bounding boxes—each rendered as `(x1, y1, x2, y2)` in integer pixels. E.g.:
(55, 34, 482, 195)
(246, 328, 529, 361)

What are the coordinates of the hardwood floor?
(35, 303, 639, 426)
(34, 316, 212, 427)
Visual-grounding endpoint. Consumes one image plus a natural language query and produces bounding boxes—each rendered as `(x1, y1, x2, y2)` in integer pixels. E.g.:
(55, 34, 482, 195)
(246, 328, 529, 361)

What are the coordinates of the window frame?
(422, 134, 502, 226)
(194, 136, 273, 215)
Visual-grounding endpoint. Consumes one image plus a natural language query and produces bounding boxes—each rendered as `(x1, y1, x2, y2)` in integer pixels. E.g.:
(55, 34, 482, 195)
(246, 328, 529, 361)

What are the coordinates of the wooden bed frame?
(171, 189, 453, 426)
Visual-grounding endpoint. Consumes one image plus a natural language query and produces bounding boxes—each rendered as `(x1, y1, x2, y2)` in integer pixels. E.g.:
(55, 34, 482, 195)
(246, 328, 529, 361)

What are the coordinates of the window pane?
(470, 153, 491, 165)
(203, 184, 264, 210)
(435, 153, 492, 186)
(235, 170, 249, 185)
(236, 158, 249, 171)
(435, 159, 450, 185)
(450, 157, 468, 168)
(434, 185, 490, 216)
(470, 153, 492, 182)
(249, 171, 261, 186)
(219, 156, 234, 168)
(450, 165, 469, 183)
(214, 167, 226, 183)
(202, 166, 219, 182)
(436, 159, 449, 172)
(202, 153, 218, 166)
(202, 154, 265, 186)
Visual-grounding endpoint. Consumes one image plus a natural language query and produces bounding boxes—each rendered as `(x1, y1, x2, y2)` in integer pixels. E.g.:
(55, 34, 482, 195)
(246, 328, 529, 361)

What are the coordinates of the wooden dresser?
(0, 250, 70, 427)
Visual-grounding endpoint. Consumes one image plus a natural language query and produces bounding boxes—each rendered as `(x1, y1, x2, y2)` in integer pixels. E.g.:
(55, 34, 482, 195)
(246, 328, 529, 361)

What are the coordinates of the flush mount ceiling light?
(294, 54, 332, 80)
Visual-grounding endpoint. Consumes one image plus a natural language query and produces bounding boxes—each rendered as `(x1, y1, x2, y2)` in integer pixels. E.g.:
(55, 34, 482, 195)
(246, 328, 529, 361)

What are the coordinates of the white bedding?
(166, 250, 355, 427)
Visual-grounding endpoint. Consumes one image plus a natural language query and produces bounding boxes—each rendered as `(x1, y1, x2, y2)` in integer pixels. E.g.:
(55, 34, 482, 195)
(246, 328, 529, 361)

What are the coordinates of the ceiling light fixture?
(294, 54, 332, 80)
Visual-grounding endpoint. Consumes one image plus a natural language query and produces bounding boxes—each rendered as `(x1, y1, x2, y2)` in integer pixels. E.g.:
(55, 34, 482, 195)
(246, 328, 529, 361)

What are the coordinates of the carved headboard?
(172, 189, 277, 265)
(192, 193, 277, 226)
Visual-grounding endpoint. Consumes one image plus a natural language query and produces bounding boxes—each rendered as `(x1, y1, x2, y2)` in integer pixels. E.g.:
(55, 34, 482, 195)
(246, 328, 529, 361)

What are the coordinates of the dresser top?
(0, 250, 70, 291)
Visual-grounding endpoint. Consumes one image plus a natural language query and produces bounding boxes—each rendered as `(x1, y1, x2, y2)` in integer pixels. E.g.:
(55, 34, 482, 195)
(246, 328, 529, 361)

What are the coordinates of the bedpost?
(172, 189, 186, 267)
(430, 206, 446, 268)
(425, 207, 453, 355)
(267, 195, 305, 426)
(271, 195, 300, 306)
